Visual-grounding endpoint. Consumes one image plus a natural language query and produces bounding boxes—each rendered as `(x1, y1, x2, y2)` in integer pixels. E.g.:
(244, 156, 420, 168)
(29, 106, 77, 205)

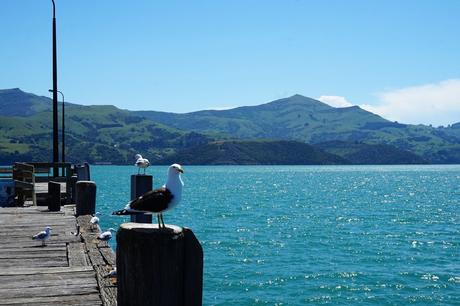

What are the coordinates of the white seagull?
(97, 228, 116, 242)
(71, 224, 80, 236)
(104, 267, 117, 278)
(90, 213, 100, 230)
(32, 226, 51, 246)
(113, 163, 184, 228)
(135, 154, 150, 175)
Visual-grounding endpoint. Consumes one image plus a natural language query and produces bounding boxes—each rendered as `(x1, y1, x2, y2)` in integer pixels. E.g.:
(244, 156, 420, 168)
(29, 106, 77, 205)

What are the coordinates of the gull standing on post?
(113, 164, 184, 228)
(32, 226, 52, 246)
(135, 154, 150, 175)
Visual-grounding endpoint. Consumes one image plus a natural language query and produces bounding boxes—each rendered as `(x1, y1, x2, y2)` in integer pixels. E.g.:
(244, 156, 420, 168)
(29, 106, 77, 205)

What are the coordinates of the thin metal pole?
(61, 91, 65, 165)
(49, 89, 65, 175)
(51, 0, 59, 177)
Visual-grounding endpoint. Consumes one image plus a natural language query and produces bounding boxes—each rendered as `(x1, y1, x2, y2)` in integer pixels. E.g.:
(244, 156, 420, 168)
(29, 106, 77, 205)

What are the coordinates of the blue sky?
(1, 0, 460, 125)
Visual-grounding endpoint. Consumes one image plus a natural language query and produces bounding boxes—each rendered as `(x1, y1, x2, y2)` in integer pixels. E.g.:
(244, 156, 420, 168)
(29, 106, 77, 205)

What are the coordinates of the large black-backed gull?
(112, 163, 184, 228)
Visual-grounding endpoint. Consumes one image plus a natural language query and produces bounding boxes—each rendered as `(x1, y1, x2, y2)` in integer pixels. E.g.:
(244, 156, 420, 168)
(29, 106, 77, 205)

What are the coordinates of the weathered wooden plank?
(0, 275, 98, 290)
(0, 234, 79, 241)
(99, 246, 116, 265)
(0, 251, 66, 259)
(0, 256, 67, 263)
(0, 246, 66, 253)
(0, 266, 94, 276)
(0, 205, 116, 306)
(94, 264, 117, 306)
(0, 241, 78, 249)
(77, 215, 117, 306)
(0, 293, 102, 305)
(68, 242, 89, 266)
(64, 205, 76, 216)
(0, 258, 68, 268)
(0, 284, 99, 299)
(84, 242, 107, 266)
(2, 301, 102, 306)
(0, 271, 95, 284)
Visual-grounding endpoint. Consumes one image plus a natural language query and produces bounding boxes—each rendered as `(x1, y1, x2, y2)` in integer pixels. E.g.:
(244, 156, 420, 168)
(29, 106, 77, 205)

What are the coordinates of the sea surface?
(93, 165, 460, 305)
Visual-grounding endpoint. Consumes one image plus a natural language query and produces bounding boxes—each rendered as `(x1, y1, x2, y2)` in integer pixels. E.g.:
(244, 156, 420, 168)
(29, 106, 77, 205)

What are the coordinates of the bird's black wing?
(130, 187, 173, 213)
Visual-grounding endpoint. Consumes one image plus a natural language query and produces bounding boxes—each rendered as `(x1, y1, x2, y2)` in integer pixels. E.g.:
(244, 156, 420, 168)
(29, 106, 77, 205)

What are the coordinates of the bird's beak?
(178, 168, 184, 173)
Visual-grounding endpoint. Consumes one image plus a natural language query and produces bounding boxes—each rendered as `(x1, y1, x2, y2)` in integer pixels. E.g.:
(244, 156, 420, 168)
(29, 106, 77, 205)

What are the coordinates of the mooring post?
(70, 174, 77, 203)
(130, 175, 153, 223)
(116, 223, 203, 306)
(48, 181, 61, 212)
(75, 180, 96, 216)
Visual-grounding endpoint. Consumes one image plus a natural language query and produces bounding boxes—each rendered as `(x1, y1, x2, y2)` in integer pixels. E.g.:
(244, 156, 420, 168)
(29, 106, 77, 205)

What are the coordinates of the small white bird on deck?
(135, 154, 150, 175)
(32, 226, 51, 246)
(97, 228, 116, 242)
(90, 213, 100, 230)
(71, 224, 80, 236)
(113, 163, 184, 229)
(104, 267, 117, 278)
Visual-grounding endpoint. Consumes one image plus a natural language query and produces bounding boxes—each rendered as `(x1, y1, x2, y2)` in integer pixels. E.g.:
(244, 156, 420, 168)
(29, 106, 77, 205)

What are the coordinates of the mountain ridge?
(1, 88, 460, 164)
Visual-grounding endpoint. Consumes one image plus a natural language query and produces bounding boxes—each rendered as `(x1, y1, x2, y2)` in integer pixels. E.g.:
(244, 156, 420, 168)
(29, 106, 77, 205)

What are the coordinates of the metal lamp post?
(49, 89, 65, 167)
(51, 0, 59, 177)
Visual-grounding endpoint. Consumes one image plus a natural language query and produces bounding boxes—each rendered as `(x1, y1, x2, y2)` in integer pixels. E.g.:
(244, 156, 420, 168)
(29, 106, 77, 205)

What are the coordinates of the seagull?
(98, 228, 116, 242)
(90, 213, 100, 230)
(104, 267, 117, 278)
(32, 226, 51, 246)
(135, 154, 150, 175)
(71, 224, 80, 236)
(113, 163, 184, 228)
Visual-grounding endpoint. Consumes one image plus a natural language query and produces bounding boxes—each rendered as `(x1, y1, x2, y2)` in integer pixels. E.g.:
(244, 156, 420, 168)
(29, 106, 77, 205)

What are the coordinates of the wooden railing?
(26, 162, 73, 204)
(13, 162, 36, 206)
(2, 162, 89, 207)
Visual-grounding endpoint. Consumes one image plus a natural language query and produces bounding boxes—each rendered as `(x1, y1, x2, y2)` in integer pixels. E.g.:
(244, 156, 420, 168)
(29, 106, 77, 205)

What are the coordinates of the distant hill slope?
(135, 95, 389, 141)
(135, 95, 460, 163)
(0, 88, 51, 116)
(0, 89, 212, 164)
(158, 140, 349, 165)
(1, 88, 460, 164)
(316, 141, 427, 165)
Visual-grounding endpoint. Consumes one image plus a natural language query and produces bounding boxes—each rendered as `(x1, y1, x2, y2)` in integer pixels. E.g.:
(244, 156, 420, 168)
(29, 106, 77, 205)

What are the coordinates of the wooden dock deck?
(0, 205, 117, 306)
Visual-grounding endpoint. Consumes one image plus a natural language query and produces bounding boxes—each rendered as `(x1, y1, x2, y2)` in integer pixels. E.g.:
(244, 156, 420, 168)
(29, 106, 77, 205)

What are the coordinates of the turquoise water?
(93, 165, 460, 305)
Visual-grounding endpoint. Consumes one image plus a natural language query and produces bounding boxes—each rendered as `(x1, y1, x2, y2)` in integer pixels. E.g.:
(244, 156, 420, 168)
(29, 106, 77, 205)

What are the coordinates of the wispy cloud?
(360, 79, 460, 126)
(320, 79, 460, 126)
(207, 106, 238, 111)
(317, 95, 353, 108)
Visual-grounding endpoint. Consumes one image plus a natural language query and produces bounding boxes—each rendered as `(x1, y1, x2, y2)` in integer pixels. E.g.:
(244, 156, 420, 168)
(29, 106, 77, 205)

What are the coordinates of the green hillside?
(135, 95, 389, 140)
(0, 88, 51, 116)
(316, 141, 427, 165)
(135, 95, 460, 163)
(0, 90, 212, 164)
(158, 140, 349, 165)
(1, 88, 460, 164)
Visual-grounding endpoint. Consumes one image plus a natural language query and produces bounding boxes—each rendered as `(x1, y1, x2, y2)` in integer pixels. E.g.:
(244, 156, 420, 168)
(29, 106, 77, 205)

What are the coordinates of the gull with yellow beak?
(113, 164, 184, 228)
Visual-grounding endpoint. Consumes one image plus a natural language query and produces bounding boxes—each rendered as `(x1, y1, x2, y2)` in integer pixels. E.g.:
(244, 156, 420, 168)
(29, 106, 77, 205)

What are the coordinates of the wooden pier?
(0, 205, 117, 306)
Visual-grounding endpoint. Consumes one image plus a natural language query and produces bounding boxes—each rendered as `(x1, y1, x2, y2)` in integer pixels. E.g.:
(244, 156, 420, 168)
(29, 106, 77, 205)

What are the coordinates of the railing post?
(116, 223, 203, 306)
(130, 175, 153, 223)
(75, 181, 96, 216)
(48, 181, 61, 211)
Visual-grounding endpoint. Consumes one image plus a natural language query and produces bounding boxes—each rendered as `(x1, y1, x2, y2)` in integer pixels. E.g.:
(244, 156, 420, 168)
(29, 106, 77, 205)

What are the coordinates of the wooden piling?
(75, 181, 96, 216)
(116, 223, 203, 306)
(47, 181, 61, 211)
(130, 175, 153, 223)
